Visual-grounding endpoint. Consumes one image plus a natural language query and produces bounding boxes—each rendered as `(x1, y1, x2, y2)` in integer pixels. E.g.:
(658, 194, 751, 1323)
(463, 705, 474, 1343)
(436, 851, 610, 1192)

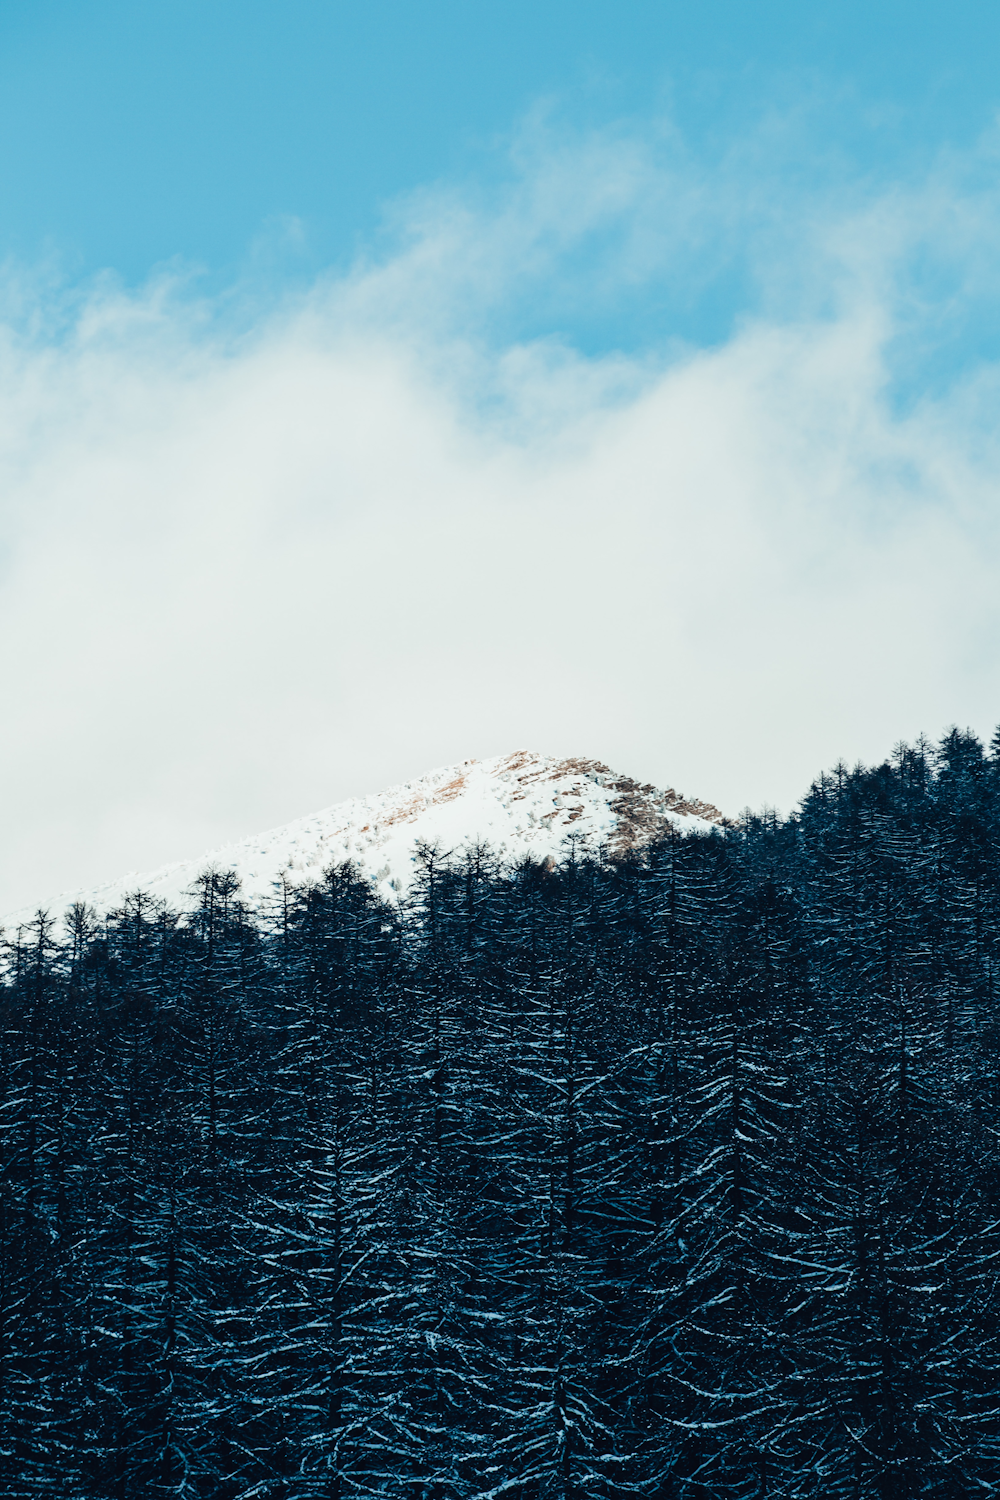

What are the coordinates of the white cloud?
(3, 120, 1000, 913)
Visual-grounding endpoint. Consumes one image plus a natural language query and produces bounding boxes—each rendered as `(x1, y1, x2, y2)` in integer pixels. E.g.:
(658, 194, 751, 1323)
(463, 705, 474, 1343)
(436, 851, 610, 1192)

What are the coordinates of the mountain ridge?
(4, 750, 727, 929)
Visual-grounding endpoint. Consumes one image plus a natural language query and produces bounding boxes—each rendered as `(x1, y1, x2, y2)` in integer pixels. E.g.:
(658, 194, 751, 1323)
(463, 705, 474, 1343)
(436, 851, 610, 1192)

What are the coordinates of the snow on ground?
(3, 751, 727, 929)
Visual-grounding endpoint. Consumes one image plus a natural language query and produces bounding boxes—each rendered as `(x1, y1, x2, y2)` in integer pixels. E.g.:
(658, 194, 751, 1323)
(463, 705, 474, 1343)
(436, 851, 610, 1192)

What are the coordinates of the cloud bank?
(3, 116, 1000, 913)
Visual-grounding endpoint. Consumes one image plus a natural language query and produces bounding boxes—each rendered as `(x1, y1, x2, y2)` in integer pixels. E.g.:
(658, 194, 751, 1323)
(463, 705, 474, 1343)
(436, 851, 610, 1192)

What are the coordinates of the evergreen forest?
(4, 729, 1000, 1498)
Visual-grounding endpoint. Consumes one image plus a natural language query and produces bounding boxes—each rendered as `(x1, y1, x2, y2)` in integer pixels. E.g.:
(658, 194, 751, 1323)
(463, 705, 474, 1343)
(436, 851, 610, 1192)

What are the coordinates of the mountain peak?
(6, 751, 726, 927)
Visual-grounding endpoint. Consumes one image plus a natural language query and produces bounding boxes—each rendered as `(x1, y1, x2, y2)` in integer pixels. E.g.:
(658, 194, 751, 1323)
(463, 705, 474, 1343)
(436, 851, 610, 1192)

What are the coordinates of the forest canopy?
(2, 728, 1000, 1498)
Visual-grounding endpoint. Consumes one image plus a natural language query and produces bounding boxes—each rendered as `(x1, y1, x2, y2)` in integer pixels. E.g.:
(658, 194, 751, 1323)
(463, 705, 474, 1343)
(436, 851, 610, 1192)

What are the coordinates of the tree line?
(2, 727, 1000, 1497)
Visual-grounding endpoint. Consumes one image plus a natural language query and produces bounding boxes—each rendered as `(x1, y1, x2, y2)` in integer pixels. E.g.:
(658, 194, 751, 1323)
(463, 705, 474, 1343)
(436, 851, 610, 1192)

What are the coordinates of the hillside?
(3, 730, 1000, 1494)
(7, 750, 726, 925)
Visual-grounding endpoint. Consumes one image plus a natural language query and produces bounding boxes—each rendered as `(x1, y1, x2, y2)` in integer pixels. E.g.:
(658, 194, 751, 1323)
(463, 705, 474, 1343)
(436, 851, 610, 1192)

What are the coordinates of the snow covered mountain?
(7, 751, 727, 927)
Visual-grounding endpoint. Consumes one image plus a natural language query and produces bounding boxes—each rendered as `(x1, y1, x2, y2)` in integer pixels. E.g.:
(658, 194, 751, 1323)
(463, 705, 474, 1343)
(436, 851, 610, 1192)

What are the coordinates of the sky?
(4, 2, 1000, 911)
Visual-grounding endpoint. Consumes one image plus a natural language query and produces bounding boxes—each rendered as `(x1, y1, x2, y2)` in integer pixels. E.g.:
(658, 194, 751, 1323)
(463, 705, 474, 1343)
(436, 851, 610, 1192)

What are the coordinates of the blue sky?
(4, 3, 1000, 911)
(3, 1, 1000, 347)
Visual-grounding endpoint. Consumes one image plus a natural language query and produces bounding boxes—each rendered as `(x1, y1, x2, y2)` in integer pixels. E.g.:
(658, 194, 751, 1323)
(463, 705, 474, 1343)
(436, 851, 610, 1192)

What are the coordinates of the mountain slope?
(6, 750, 726, 926)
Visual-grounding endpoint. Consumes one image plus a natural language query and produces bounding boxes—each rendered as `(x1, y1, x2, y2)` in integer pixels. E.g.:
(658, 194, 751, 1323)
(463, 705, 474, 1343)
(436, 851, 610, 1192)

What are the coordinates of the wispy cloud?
(3, 111, 1000, 912)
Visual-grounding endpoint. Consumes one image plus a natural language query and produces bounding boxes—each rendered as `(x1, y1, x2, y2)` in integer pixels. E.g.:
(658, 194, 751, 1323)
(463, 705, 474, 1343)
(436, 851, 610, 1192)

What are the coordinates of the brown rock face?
(484, 752, 729, 857)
